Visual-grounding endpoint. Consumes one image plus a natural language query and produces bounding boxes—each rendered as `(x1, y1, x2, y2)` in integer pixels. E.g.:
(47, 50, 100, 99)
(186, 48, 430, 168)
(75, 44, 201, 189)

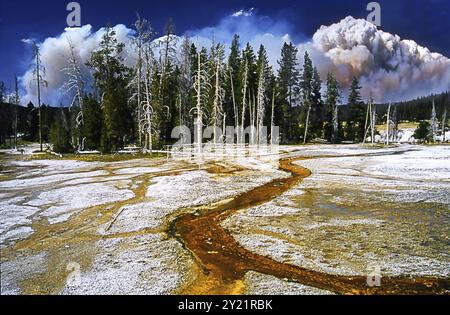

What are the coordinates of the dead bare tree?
(211, 44, 226, 145)
(270, 90, 275, 146)
(430, 99, 438, 143)
(303, 98, 311, 145)
(363, 96, 376, 145)
(256, 65, 267, 145)
(371, 102, 376, 144)
(140, 43, 157, 152)
(179, 37, 193, 128)
(158, 19, 178, 117)
(240, 60, 249, 143)
(62, 37, 85, 149)
(229, 68, 238, 131)
(441, 107, 447, 142)
(386, 102, 391, 146)
(249, 90, 255, 144)
(13, 75, 20, 149)
(192, 51, 211, 153)
(30, 41, 48, 152)
(129, 15, 155, 148)
(332, 104, 339, 144)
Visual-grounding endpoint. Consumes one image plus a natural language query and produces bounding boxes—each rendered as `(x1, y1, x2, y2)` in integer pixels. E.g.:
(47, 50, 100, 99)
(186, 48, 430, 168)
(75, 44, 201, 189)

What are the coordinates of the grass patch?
(376, 122, 420, 130)
(0, 140, 34, 150)
(28, 152, 166, 162)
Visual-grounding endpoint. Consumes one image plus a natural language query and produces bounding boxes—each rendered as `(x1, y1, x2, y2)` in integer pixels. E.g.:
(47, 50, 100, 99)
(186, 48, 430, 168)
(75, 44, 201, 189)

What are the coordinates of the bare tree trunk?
(442, 108, 447, 142)
(240, 62, 248, 144)
(137, 52, 142, 146)
(35, 45, 43, 152)
(194, 52, 206, 154)
(371, 103, 376, 144)
(141, 44, 154, 154)
(332, 105, 339, 144)
(363, 100, 375, 145)
(222, 113, 226, 145)
(14, 75, 19, 150)
(431, 100, 438, 143)
(363, 101, 370, 145)
(230, 69, 238, 131)
(63, 38, 86, 151)
(212, 60, 223, 146)
(303, 101, 311, 145)
(256, 66, 266, 146)
(386, 103, 391, 146)
(248, 95, 253, 144)
(270, 90, 275, 146)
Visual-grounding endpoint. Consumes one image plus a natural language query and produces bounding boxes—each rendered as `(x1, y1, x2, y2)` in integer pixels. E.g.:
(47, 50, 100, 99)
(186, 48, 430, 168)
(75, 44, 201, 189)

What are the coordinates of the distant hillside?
(376, 91, 449, 122)
(339, 91, 449, 122)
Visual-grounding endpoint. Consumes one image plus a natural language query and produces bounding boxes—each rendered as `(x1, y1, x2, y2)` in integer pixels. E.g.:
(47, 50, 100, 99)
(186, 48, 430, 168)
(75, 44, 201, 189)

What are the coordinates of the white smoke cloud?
(20, 10, 294, 106)
(298, 16, 450, 102)
(20, 24, 136, 106)
(19, 14, 449, 105)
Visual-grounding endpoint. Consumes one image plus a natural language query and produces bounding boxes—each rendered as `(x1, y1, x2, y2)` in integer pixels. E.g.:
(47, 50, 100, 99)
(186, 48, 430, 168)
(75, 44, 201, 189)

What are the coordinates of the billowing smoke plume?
(20, 14, 450, 105)
(21, 24, 136, 105)
(299, 16, 450, 102)
(20, 9, 294, 106)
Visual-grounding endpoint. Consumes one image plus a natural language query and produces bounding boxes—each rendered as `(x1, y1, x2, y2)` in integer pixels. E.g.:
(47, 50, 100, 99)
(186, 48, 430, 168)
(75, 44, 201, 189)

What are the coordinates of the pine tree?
(324, 73, 341, 144)
(225, 35, 241, 128)
(277, 43, 299, 142)
(414, 120, 431, 143)
(256, 45, 272, 144)
(310, 67, 324, 138)
(239, 43, 257, 132)
(0, 81, 5, 103)
(347, 77, 365, 142)
(50, 109, 72, 153)
(82, 94, 102, 150)
(178, 36, 195, 130)
(25, 102, 39, 142)
(158, 19, 178, 144)
(86, 25, 132, 152)
(279, 43, 299, 107)
(300, 52, 313, 143)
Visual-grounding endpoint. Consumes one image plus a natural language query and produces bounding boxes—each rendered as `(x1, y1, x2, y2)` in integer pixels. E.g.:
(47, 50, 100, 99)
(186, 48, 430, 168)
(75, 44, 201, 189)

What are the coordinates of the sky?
(0, 0, 449, 104)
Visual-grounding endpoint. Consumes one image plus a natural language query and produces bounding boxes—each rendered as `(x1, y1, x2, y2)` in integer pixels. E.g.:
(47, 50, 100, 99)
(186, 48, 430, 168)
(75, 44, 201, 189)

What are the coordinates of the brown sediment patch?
(205, 163, 246, 176)
(2, 151, 449, 295)
(1, 161, 197, 295)
(5, 174, 151, 294)
(169, 156, 450, 295)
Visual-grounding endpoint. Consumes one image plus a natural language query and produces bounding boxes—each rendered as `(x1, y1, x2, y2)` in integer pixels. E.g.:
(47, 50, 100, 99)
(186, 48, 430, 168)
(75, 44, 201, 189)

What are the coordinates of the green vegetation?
(414, 121, 431, 143)
(28, 152, 165, 163)
(0, 17, 449, 151)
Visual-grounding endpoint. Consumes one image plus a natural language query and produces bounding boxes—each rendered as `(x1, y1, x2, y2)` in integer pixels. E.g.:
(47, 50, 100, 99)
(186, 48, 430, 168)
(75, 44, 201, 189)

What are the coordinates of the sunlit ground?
(0, 144, 448, 294)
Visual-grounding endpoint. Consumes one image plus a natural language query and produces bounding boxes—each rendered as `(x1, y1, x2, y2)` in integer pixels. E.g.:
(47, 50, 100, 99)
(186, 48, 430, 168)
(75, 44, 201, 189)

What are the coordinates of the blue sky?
(0, 0, 449, 102)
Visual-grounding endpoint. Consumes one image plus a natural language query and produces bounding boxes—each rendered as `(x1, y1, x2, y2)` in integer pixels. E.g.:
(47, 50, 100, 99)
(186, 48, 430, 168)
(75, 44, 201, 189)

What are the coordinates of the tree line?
(0, 17, 449, 152)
